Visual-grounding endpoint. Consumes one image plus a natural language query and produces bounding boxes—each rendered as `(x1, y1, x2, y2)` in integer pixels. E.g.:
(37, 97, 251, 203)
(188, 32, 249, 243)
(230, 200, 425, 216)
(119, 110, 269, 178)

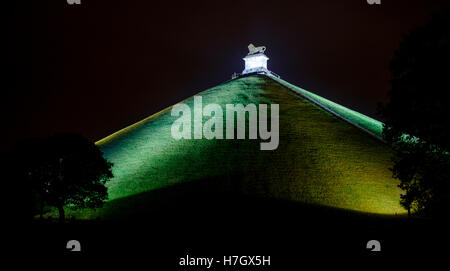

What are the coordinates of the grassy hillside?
(272, 76, 384, 138)
(68, 74, 405, 219)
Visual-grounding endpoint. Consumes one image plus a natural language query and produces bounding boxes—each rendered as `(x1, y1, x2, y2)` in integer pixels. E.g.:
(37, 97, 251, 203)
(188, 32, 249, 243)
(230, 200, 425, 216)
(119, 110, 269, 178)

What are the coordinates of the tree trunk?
(407, 206, 411, 217)
(57, 205, 65, 224)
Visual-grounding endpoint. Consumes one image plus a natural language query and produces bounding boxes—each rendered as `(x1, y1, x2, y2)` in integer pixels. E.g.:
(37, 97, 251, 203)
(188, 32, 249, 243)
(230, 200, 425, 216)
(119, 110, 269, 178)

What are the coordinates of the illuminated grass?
(271, 76, 384, 138)
(67, 74, 404, 219)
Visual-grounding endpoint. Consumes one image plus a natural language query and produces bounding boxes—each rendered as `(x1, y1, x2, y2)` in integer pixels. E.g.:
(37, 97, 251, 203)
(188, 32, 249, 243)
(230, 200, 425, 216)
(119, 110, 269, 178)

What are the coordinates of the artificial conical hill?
(72, 74, 405, 219)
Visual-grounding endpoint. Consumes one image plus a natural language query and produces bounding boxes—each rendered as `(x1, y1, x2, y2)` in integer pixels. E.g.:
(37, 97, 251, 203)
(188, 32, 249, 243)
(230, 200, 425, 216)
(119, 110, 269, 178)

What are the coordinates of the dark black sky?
(5, 0, 450, 150)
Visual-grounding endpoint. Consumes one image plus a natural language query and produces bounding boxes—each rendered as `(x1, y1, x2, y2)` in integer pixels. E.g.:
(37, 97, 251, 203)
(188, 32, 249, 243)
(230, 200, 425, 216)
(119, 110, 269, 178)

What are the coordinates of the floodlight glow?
(244, 54, 268, 70)
(242, 53, 269, 74)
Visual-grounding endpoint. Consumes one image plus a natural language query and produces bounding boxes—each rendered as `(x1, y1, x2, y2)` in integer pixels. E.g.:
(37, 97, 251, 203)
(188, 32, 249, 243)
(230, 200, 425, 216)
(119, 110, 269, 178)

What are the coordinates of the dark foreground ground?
(25, 179, 449, 266)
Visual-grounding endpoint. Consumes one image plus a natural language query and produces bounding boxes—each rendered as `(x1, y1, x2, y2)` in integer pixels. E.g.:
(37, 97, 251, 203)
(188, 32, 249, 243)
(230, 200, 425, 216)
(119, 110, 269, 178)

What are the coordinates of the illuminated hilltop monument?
(70, 44, 406, 219)
(232, 44, 280, 79)
(243, 44, 269, 75)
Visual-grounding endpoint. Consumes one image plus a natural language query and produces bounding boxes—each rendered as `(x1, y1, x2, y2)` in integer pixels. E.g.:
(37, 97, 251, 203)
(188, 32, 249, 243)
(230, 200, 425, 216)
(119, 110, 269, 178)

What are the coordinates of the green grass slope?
(271, 76, 384, 138)
(71, 74, 405, 219)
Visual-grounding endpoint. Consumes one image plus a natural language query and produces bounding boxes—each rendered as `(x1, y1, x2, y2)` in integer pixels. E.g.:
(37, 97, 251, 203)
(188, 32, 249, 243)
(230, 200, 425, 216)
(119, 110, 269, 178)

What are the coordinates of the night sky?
(5, 0, 450, 151)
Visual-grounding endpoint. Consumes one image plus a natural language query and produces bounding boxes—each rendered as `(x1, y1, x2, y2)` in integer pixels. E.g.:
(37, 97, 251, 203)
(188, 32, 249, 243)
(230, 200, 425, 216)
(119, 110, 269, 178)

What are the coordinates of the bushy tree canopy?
(379, 10, 450, 216)
(14, 133, 113, 222)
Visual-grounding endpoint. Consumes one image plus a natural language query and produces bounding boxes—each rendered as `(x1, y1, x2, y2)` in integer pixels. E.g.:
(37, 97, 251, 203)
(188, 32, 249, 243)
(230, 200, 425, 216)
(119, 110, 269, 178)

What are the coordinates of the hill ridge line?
(265, 74, 386, 143)
(96, 74, 385, 146)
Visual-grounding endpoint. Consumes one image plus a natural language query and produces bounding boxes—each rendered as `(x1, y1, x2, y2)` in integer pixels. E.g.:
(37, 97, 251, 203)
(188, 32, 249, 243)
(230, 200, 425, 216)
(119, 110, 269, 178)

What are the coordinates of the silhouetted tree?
(379, 10, 450, 217)
(14, 133, 113, 223)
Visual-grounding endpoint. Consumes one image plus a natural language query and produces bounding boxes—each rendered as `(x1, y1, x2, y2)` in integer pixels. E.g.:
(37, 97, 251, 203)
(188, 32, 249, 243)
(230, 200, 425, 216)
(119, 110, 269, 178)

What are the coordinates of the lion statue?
(248, 43, 266, 55)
